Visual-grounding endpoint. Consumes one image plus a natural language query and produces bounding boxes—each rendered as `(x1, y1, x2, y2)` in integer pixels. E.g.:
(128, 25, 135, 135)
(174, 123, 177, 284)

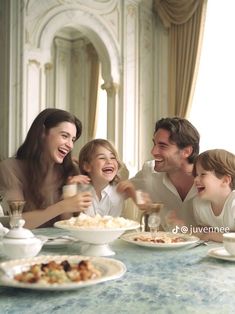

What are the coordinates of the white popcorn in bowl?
(55, 214, 140, 256)
(59, 213, 136, 229)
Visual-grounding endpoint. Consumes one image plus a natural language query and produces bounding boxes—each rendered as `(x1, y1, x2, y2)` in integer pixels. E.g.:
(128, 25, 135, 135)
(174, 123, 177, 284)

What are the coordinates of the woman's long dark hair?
(16, 108, 82, 207)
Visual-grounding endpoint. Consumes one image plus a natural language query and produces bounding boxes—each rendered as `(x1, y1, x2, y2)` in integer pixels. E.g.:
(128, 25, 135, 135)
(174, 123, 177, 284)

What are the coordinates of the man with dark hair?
(118, 117, 200, 229)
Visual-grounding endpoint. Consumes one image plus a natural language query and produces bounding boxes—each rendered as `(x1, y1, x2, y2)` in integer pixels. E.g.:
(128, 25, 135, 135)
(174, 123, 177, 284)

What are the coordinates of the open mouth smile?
(102, 167, 114, 174)
(58, 148, 69, 158)
(197, 186, 205, 193)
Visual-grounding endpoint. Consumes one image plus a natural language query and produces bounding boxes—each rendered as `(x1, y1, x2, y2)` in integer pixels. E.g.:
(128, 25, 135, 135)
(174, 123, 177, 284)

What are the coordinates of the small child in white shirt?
(70, 139, 127, 217)
(192, 149, 235, 242)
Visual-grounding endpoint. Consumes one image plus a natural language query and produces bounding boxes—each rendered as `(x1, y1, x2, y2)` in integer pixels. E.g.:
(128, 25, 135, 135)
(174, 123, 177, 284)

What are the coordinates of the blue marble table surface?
(0, 227, 235, 314)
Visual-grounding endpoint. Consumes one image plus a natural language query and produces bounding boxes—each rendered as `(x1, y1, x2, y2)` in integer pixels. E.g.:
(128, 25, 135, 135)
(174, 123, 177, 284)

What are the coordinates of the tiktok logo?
(172, 225, 180, 234)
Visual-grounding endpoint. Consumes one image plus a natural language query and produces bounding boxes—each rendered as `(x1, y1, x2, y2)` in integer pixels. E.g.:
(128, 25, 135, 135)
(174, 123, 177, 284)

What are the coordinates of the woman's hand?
(62, 191, 92, 213)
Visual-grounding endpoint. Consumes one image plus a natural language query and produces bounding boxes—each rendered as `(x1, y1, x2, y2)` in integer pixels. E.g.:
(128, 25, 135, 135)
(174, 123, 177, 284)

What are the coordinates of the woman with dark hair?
(0, 108, 92, 229)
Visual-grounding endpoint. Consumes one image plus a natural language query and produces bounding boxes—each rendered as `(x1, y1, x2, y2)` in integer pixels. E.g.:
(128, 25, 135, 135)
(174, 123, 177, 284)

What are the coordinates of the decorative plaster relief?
(25, 0, 118, 46)
(28, 59, 41, 67)
(101, 81, 119, 97)
(24, 0, 121, 86)
(100, 4, 120, 41)
(44, 63, 53, 71)
(25, 0, 117, 15)
(127, 4, 136, 18)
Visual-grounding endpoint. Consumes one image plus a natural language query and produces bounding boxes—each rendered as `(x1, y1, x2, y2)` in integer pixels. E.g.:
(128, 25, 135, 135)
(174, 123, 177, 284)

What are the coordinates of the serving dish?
(121, 231, 199, 249)
(54, 215, 140, 256)
(0, 255, 126, 290)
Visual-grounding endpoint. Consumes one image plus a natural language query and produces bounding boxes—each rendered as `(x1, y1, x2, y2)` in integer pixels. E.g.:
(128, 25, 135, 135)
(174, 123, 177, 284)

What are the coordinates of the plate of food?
(121, 231, 200, 249)
(54, 214, 140, 256)
(0, 255, 126, 290)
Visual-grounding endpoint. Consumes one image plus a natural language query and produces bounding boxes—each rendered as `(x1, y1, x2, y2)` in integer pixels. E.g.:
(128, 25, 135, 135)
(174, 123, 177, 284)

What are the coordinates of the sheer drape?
(154, 0, 207, 117)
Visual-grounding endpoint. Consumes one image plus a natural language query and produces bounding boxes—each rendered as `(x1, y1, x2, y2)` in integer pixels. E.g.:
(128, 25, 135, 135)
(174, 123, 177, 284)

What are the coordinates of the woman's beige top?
(0, 158, 63, 227)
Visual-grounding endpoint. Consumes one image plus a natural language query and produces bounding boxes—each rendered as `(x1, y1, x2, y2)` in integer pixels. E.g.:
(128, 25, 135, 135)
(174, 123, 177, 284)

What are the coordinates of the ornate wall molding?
(25, 7, 121, 86)
(25, 0, 117, 17)
(1, 0, 164, 175)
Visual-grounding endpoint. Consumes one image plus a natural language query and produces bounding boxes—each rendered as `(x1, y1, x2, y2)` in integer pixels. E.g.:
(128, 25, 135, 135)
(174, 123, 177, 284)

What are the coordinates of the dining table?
(0, 227, 235, 314)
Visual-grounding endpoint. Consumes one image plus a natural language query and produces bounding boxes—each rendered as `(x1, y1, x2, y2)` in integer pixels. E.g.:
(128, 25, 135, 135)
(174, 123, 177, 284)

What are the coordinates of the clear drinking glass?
(62, 183, 94, 199)
(62, 184, 78, 199)
(140, 202, 163, 233)
(148, 212, 161, 239)
(77, 183, 94, 194)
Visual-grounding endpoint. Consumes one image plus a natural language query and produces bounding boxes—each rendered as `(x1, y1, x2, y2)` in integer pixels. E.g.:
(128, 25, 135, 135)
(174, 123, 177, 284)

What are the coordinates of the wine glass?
(140, 202, 163, 232)
(7, 200, 26, 228)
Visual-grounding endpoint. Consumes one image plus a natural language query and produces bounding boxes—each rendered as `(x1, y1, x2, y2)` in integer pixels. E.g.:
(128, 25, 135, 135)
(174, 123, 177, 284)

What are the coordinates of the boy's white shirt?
(193, 190, 235, 230)
(85, 184, 124, 217)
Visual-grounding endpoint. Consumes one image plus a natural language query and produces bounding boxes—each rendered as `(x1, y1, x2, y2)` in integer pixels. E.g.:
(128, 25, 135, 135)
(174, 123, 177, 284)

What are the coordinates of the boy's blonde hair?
(193, 149, 235, 189)
(78, 139, 123, 184)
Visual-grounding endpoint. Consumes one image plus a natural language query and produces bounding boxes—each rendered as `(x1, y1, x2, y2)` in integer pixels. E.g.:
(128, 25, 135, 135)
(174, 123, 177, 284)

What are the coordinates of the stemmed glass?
(140, 203, 163, 235)
(148, 212, 161, 239)
(7, 200, 26, 229)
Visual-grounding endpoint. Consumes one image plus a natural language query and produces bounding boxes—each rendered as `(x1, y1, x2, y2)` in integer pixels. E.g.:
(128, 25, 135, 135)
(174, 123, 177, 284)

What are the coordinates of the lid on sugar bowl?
(4, 219, 34, 239)
(2, 219, 44, 259)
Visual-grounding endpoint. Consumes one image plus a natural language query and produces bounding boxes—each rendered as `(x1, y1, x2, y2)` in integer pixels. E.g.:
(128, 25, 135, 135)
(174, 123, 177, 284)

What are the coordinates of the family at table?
(0, 109, 235, 244)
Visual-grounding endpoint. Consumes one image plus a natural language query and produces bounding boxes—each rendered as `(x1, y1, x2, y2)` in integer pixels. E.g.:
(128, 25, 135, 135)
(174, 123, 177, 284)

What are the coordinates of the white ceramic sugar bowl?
(2, 219, 44, 259)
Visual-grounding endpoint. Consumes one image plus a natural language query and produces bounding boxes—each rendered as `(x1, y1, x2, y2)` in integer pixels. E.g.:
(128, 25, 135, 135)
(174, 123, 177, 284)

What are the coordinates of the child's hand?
(67, 175, 91, 185)
(196, 231, 223, 243)
(135, 190, 152, 210)
(116, 180, 136, 199)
